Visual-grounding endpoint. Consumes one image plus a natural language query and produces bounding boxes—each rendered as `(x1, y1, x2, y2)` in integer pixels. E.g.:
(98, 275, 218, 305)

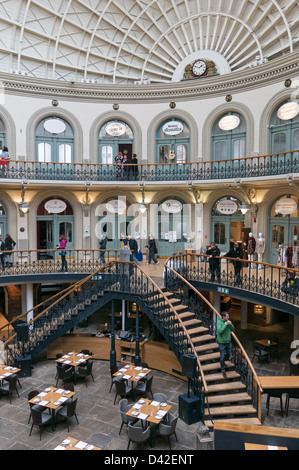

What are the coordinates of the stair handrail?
(2, 263, 109, 346)
(165, 261, 263, 395)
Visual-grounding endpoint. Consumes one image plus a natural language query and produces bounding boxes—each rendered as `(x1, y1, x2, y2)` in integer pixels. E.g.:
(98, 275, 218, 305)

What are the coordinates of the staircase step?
(191, 334, 215, 344)
(195, 342, 219, 353)
(207, 381, 246, 393)
(204, 370, 240, 382)
(201, 361, 235, 372)
(204, 418, 262, 428)
(205, 404, 257, 417)
(206, 393, 252, 405)
(172, 304, 188, 312)
(183, 319, 202, 327)
(187, 329, 210, 340)
(189, 326, 210, 335)
(198, 352, 220, 362)
(178, 311, 197, 320)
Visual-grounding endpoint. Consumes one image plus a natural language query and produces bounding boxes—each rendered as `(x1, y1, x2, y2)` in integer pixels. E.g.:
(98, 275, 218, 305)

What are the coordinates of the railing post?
(134, 305, 141, 365)
(110, 300, 116, 366)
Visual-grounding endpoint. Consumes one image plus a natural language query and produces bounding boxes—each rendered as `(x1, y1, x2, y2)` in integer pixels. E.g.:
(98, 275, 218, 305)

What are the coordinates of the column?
(110, 300, 116, 366)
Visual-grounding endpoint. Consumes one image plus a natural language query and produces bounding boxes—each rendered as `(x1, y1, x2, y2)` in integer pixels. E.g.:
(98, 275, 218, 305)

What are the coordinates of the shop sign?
(44, 199, 67, 214)
(216, 200, 238, 215)
(105, 122, 126, 136)
(162, 199, 182, 213)
(275, 198, 297, 215)
(162, 121, 184, 136)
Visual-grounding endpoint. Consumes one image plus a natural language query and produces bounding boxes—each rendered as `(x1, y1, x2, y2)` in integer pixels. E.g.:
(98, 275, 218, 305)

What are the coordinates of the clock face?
(192, 60, 207, 76)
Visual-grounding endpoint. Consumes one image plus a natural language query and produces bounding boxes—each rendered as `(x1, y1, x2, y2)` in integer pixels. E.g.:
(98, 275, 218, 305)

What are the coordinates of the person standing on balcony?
(147, 236, 159, 265)
(0, 237, 5, 270)
(127, 234, 139, 265)
(217, 311, 235, 378)
(131, 153, 138, 180)
(99, 233, 107, 265)
(4, 233, 15, 267)
(224, 241, 243, 286)
(114, 151, 127, 180)
(0, 146, 9, 177)
(206, 242, 221, 282)
(57, 234, 68, 272)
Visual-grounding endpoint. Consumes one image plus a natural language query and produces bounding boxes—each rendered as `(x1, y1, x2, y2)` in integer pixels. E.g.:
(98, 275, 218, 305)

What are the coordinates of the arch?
(0, 106, 16, 158)
(90, 111, 142, 165)
(27, 190, 81, 251)
(259, 89, 296, 155)
(147, 109, 198, 164)
(202, 102, 254, 161)
(26, 107, 83, 163)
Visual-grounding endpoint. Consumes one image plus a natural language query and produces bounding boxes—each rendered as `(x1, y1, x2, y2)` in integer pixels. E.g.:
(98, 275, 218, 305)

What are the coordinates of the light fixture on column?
(83, 182, 91, 216)
(239, 202, 249, 214)
(19, 183, 29, 215)
(139, 184, 147, 213)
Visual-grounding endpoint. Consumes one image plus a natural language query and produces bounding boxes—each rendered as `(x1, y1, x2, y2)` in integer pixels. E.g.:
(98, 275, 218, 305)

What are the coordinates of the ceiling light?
(19, 202, 29, 214)
(277, 102, 299, 121)
(139, 202, 147, 214)
(218, 115, 240, 131)
(239, 202, 249, 214)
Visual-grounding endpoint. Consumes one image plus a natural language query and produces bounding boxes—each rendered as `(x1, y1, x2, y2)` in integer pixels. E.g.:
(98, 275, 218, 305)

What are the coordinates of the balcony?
(1, 150, 298, 185)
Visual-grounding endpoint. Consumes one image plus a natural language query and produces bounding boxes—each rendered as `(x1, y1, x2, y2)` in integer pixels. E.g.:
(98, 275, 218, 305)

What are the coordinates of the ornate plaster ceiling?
(0, 0, 298, 84)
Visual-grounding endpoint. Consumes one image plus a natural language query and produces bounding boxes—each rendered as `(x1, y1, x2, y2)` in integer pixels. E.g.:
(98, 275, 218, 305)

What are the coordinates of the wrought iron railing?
(165, 252, 299, 308)
(1, 149, 299, 182)
(164, 262, 263, 421)
(0, 248, 119, 276)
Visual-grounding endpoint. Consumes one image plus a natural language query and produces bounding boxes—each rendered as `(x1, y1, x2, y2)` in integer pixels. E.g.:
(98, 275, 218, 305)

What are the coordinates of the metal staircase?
(1, 260, 262, 426)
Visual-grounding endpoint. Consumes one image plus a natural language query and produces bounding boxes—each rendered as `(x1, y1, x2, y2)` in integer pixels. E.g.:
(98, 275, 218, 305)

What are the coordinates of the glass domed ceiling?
(0, 0, 297, 84)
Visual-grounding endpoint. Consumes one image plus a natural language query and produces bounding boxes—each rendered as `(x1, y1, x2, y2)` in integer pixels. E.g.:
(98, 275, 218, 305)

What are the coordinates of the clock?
(192, 59, 207, 77)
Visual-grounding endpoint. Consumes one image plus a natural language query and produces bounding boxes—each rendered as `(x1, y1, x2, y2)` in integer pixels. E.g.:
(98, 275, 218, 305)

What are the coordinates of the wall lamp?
(19, 184, 29, 215)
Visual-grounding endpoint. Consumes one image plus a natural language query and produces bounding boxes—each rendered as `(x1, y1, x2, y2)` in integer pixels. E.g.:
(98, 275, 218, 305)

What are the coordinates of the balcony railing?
(1, 149, 299, 183)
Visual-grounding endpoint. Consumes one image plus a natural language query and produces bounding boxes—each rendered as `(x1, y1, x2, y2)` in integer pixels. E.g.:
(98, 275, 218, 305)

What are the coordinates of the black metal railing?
(165, 252, 299, 308)
(164, 263, 262, 421)
(1, 149, 299, 182)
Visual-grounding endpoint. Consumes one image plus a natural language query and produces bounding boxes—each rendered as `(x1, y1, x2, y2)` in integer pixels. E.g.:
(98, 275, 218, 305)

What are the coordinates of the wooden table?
(0, 365, 21, 382)
(54, 436, 101, 450)
(245, 443, 288, 450)
(255, 339, 278, 361)
(259, 376, 299, 392)
(29, 386, 75, 423)
(56, 352, 91, 367)
(113, 364, 151, 383)
(126, 398, 172, 425)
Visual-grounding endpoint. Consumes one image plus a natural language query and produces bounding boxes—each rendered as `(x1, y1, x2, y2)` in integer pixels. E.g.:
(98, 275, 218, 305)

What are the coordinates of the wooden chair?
(29, 406, 54, 440)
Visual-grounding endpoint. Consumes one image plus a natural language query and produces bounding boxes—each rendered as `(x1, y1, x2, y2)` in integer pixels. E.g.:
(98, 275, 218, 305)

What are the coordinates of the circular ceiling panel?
(0, 0, 297, 85)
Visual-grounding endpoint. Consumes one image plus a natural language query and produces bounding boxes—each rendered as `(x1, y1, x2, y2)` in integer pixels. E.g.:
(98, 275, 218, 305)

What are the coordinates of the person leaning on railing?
(281, 271, 299, 298)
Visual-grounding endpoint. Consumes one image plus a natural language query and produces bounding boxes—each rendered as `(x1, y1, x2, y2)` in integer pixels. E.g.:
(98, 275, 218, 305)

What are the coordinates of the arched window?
(36, 117, 74, 163)
(156, 119, 189, 164)
(0, 202, 7, 238)
(270, 101, 299, 154)
(268, 194, 299, 264)
(99, 121, 134, 164)
(212, 113, 246, 160)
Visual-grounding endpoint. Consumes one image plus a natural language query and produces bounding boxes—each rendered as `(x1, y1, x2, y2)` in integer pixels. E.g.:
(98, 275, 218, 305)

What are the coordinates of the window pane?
(214, 223, 225, 245)
(272, 225, 284, 248)
(38, 142, 51, 162)
(273, 132, 286, 153)
(215, 141, 227, 160)
(233, 139, 245, 159)
(159, 145, 170, 163)
(176, 144, 186, 163)
(294, 130, 299, 150)
(59, 144, 72, 163)
(102, 145, 113, 164)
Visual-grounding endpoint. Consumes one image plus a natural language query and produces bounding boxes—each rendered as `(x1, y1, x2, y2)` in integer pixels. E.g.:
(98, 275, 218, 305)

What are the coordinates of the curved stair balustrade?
(165, 253, 299, 316)
(0, 248, 119, 280)
(164, 263, 263, 427)
(1, 149, 299, 183)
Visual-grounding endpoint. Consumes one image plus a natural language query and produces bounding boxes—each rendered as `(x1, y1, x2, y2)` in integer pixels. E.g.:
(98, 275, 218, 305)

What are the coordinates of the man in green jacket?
(217, 311, 235, 378)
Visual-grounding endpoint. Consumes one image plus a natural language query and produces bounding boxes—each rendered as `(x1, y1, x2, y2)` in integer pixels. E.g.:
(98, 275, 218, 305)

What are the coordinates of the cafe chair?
(127, 422, 151, 450)
(134, 375, 153, 398)
(77, 361, 94, 387)
(119, 398, 138, 434)
(28, 390, 47, 423)
(269, 338, 280, 361)
(252, 344, 269, 366)
(137, 362, 149, 383)
(29, 406, 54, 440)
(55, 365, 75, 387)
(153, 392, 167, 403)
(266, 391, 284, 417)
(156, 414, 178, 450)
(55, 398, 79, 432)
(4, 362, 22, 389)
(109, 365, 125, 392)
(60, 383, 74, 406)
(114, 379, 133, 405)
(0, 375, 20, 403)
